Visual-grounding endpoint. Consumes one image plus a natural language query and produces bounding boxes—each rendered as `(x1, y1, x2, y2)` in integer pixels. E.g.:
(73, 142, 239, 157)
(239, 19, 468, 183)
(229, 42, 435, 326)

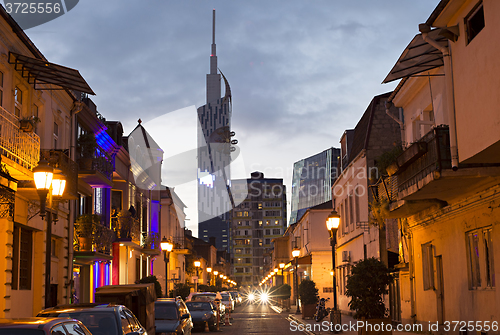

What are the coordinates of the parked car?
(37, 303, 147, 335)
(155, 298, 193, 335)
(185, 292, 225, 319)
(0, 317, 92, 335)
(220, 292, 235, 312)
(228, 291, 242, 306)
(185, 301, 218, 331)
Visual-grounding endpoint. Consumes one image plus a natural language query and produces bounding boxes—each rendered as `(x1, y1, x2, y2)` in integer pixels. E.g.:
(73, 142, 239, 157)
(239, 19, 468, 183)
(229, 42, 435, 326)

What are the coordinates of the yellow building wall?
(408, 185, 500, 324)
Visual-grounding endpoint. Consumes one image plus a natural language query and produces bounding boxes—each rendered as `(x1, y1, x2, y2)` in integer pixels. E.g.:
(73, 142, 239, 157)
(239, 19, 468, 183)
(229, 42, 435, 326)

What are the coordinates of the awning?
(383, 28, 448, 84)
(8, 52, 95, 94)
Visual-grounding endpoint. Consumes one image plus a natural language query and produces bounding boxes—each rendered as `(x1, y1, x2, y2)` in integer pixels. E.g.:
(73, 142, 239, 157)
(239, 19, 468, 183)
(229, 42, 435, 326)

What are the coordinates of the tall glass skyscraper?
(289, 147, 340, 225)
(197, 10, 233, 253)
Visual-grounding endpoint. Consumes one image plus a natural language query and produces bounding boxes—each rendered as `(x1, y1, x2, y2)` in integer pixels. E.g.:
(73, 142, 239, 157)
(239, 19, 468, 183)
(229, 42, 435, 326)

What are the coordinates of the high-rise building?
(289, 147, 340, 225)
(231, 172, 287, 286)
(197, 10, 233, 253)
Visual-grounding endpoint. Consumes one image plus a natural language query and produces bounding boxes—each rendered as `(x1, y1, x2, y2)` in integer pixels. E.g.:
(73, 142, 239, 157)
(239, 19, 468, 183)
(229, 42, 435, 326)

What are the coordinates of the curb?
(288, 314, 317, 335)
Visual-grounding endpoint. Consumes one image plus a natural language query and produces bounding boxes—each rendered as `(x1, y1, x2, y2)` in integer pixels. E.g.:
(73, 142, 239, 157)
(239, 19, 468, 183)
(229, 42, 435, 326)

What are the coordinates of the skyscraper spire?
(207, 9, 221, 104)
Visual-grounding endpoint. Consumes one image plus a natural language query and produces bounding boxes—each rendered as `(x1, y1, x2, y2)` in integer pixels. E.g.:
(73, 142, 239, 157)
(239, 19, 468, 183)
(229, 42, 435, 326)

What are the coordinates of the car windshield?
(155, 303, 178, 320)
(220, 294, 230, 300)
(0, 330, 45, 335)
(192, 294, 215, 301)
(186, 302, 211, 311)
(37, 311, 117, 335)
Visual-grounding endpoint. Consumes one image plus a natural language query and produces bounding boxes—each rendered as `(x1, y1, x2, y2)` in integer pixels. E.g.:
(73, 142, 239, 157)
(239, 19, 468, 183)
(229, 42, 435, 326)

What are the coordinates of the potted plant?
(19, 116, 40, 132)
(345, 258, 394, 335)
(298, 279, 319, 319)
(74, 214, 101, 251)
(77, 132, 97, 170)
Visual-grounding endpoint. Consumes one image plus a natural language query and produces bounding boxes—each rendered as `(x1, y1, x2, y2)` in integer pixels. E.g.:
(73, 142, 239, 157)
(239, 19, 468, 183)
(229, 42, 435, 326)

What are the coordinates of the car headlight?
(248, 293, 255, 301)
(260, 292, 269, 303)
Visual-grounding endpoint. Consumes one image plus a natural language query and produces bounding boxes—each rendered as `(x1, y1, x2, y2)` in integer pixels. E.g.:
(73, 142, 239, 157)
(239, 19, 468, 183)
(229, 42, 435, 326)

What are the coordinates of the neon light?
(105, 263, 110, 286)
(89, 264, 94, 303)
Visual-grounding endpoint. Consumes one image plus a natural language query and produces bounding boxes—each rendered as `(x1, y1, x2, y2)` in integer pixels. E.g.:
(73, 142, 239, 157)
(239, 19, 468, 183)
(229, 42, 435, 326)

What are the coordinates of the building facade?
(331, 93, 401, 314)
(290, 147, 340, 225)
(231, 172, 287, 286)
(381, 0, 500, 328)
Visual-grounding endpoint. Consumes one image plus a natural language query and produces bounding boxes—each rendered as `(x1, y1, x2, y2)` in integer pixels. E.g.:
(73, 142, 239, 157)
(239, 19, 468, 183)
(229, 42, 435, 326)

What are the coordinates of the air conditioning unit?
(342, 251, 350, 262)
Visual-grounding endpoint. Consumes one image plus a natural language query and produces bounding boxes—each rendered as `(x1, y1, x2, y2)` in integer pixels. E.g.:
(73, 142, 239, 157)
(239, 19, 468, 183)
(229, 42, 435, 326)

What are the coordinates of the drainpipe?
(419, 24, 459, 170)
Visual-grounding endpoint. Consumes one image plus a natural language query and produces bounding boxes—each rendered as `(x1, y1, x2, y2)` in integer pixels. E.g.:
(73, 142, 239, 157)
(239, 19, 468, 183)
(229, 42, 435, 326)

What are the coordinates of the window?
(237, 221, 242, 226)
(265, 220, 270, 225)
(466, 2, 485, 44)
(467, 228, 495, 289)
(265, 238, 270, 245)
(259, 221, 263, 227)
(272, 228, 281, 235)
(14, 86, 22, 117)
(484, 229, 495, 288)
(349, 193, 354, 231)
(12, 226, 33, 290)
(275, 220, 279, 225)
(265, 229, 270, 235)
(258, 203, 262, 210)
(53, 122, 59, 149)
(421, 243, 434, 290)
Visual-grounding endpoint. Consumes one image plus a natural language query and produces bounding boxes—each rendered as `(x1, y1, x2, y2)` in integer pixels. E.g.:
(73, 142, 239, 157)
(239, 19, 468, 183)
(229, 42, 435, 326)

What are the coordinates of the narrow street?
(197, 303, 298, 335)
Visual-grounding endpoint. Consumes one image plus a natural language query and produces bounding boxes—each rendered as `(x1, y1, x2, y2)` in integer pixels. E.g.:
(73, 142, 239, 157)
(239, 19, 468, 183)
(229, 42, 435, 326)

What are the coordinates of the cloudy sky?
(23, 0, 438, 235)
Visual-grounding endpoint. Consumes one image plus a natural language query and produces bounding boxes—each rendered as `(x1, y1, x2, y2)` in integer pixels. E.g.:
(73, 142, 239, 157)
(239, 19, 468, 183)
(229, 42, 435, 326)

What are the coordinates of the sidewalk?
(271, 304, 427, 335)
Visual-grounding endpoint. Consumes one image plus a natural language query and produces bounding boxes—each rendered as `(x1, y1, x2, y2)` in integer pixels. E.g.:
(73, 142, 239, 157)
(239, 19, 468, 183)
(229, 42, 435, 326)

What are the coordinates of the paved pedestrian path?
(271, 304, 429, 335)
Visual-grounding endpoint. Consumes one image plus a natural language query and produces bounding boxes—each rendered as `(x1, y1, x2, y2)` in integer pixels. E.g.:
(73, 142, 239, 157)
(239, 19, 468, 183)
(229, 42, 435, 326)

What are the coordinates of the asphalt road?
(192, 303, 300, 335)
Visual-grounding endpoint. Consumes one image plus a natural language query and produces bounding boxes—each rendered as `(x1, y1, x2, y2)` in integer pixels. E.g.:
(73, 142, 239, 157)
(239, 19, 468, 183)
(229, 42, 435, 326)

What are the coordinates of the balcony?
(389, 126, 500, 216)
(74, 222, 114, 264)
(0, 106, 40, 178)
(112, 216, 141, 245)
(141, 231, 161, 255)
(77, 149, 114, 188)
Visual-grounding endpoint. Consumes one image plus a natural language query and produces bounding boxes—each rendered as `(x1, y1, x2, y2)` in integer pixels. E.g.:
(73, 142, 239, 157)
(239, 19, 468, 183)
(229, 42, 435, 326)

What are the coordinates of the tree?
(138, 275, 163, 298)
(298, 279, 319, 305)
(174, 281, 191, 300)
(345, 258, 393, 319)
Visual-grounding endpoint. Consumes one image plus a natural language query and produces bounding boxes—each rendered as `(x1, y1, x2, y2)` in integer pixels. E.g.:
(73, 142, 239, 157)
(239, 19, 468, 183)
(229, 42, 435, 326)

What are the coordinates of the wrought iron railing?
(141, 231, 160, 250)
(40, 149, 78, 198)
(74, 222, 115, 255)
(397, 126, 451, 193)
(0, 106, 40, 170)
(77, 149, 114, 181)
(172, 236, 185, 249)
(112, 216, 141, 244)
(377, 175, 398, 202)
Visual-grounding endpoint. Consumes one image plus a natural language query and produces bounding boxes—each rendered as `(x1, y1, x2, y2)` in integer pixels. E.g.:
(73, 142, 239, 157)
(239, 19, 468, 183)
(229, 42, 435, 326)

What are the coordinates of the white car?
(220, 292, 235, 312)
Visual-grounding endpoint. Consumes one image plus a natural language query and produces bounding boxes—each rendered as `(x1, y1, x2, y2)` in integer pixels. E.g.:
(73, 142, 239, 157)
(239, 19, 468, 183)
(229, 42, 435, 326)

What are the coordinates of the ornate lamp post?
(326, 209, 341, 331)
(213, 270, 219, 288)
(160, 237, 173, 297)
(292, 247, 301, 314)
(194, 261, 201, 292)
(279, 263, 285, 285)
(207, 267, 212, 286)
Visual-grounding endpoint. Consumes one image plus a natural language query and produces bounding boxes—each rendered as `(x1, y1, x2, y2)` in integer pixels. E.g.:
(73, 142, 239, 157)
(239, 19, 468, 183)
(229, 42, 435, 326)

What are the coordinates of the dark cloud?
(25, 0, 438, 229)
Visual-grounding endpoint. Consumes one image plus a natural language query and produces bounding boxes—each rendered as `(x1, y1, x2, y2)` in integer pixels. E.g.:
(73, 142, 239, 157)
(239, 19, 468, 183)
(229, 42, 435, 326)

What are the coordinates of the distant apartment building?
(290, 147, 340, 225)
(231, 172, 287, 286)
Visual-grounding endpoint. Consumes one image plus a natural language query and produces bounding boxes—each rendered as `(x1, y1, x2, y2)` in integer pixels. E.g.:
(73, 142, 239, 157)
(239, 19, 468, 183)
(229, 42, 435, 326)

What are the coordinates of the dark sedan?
(155, 298, 193, 335)
(0, 317, 92, 335)
(37, 303, 146, 335)
(185, 301, 218, 331)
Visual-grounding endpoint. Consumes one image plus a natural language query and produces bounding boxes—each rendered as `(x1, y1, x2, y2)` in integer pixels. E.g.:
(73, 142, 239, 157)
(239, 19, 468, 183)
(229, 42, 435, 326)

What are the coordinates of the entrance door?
(435, 256, 445, 324)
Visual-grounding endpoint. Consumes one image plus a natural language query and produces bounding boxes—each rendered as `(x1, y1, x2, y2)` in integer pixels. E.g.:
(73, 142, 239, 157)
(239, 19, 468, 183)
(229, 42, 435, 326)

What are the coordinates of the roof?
(0, 317, 74, 328)
(9, 52, 95, 94)
(345, 92, 392, 166)
(39, 303, 120, 314)
(383, 28, 447, 83)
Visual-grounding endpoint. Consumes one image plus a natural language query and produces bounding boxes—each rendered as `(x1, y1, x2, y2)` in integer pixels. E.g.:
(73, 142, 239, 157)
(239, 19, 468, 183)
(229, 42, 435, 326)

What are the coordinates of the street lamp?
(160, 237, 173, 296)
(207, 267, 212, 286)
(292, 247, 301, 314)
(326, 209, 341, 330)
(34, 159, 57, 309)
(279, 263, 285, 285)
(194, 261, 201, 292)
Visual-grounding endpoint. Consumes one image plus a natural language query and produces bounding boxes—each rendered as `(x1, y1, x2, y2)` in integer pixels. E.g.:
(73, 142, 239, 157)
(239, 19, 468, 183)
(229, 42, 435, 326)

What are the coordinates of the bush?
(138, 275, 162, 298)
(279, 284, 292, 299)
(345, 258, 393, 319)
(298, 279, 319, 305)
(174, 281, 191, 300)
